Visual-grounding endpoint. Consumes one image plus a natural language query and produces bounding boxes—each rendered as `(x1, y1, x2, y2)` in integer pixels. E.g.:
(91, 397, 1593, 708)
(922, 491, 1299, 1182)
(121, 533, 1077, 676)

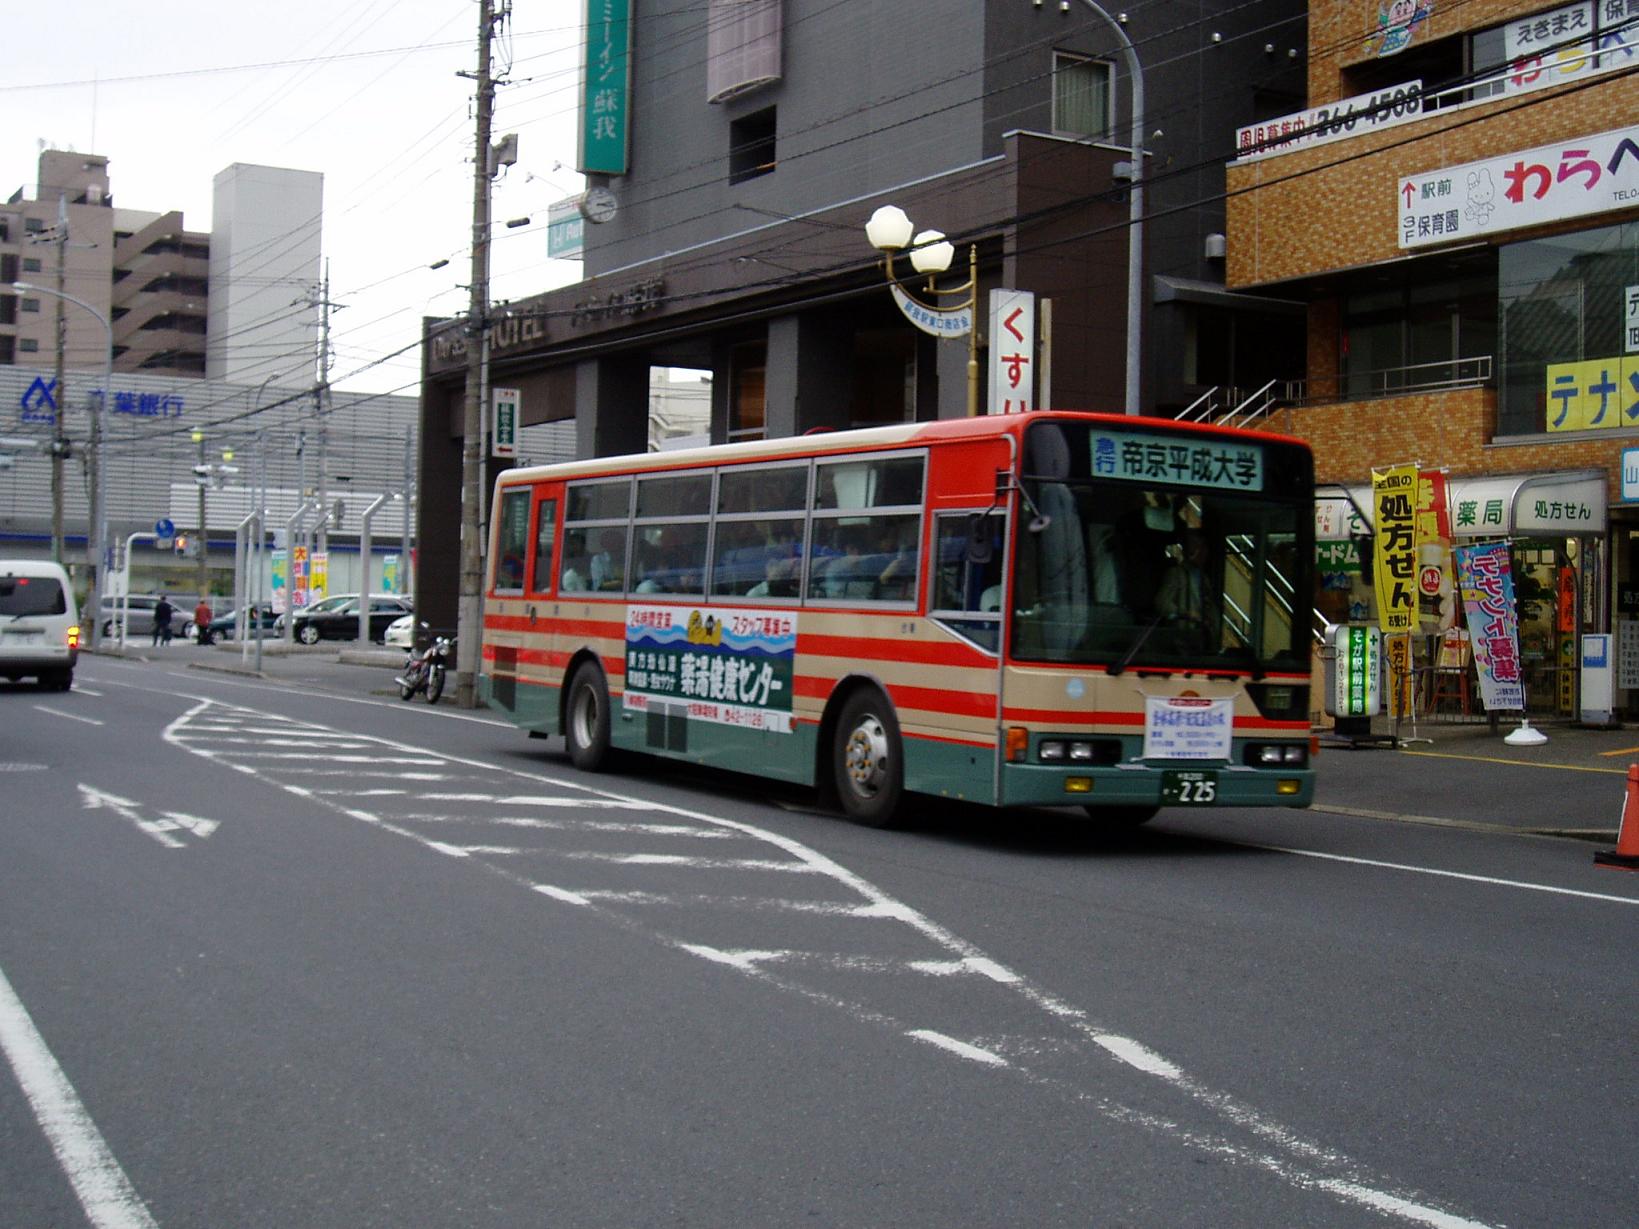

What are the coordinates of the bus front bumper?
(999, 761, 1315, 810)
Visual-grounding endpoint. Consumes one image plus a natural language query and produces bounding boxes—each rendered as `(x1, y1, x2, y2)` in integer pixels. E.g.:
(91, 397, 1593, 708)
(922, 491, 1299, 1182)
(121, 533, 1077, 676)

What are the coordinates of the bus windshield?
(1012, 424, 1310, 673)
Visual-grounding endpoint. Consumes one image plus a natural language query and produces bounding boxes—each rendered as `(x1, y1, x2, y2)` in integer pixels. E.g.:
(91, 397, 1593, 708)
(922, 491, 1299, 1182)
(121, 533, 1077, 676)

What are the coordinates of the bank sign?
(18, 375, 186, 425)
(1399, 123, 1639, 248)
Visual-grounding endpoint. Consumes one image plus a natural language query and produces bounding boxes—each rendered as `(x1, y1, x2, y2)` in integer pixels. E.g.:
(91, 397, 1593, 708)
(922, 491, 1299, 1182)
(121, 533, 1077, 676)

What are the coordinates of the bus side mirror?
(965, 514, 993, 564)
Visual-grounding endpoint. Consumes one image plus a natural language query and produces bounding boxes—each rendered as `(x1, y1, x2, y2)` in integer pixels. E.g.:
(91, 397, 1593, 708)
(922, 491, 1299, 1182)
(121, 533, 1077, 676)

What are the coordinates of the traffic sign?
(493, 387, 518, 458)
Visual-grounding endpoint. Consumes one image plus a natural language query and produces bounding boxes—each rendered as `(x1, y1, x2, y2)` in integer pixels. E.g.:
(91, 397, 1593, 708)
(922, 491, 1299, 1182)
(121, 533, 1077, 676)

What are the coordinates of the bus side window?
(494, 488, 530, 593)
(529, 498, 557, 594)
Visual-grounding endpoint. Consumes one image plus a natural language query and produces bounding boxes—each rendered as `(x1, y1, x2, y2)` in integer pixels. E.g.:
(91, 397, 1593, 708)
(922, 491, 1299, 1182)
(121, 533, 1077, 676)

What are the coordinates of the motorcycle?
(396, 627, 453, 704)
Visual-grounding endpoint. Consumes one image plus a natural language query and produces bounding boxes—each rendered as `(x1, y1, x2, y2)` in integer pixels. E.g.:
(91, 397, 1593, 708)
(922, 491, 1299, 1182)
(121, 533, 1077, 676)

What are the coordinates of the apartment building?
(1226, 0, 1639, 716)
(0, 150, 322, 382)
(415, 0, 1311, 628)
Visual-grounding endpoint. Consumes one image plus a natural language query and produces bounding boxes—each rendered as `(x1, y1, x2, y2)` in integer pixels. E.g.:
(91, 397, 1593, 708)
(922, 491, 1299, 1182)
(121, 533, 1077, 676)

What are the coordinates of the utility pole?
(47, 195, 68, 564)
(306, 263, 343, 569)
(455, 0, 507, 709)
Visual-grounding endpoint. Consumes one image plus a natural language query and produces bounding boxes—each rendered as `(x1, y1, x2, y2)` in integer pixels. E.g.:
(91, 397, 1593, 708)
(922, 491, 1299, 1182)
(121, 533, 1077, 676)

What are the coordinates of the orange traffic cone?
(1595, 763, 1639, 871)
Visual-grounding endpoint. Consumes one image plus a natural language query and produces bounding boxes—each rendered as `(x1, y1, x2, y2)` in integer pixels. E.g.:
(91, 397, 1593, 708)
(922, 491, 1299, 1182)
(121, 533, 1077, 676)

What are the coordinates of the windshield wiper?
(1108, 616, 1162, 677)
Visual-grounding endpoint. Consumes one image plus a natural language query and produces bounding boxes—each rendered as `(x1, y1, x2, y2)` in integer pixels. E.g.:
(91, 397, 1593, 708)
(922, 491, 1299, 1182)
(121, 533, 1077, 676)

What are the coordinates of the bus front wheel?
(566, 662, 612, 771)
(832, 688, 904, 827)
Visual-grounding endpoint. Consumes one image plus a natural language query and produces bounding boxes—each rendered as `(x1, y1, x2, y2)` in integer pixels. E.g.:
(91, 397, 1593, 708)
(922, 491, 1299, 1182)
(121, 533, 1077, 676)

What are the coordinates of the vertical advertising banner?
(1454, 542, 1526, 711)
(292, 546, 310, 611)
(1372, 466, 1418, 633)
(383, 554, 400, 596)
(311, 551, 329, 603)
(270, 548, 289, 615)
(1415, 469, 1456, 633)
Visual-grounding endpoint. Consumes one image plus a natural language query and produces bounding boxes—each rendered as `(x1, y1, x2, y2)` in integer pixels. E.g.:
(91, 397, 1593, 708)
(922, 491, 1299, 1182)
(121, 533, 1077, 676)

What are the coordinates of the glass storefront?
(1497, 220, 1639, 436)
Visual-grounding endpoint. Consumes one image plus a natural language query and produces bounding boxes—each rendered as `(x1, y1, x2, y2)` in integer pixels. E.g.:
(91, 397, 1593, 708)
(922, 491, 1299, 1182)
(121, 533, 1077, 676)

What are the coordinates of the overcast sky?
(2, 1, 587, 395)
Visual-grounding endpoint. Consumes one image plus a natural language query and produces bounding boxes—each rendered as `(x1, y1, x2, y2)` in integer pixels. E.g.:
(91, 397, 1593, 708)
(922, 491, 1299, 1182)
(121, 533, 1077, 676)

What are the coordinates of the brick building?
(1227, 0, 1639, 716)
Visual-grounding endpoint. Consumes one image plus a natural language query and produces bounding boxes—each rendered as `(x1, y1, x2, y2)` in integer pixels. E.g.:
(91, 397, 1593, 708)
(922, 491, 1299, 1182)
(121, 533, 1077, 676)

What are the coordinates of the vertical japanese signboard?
(1372, 466, 1418, 634)
(623, 605, 796, 732)
(292, 546, 310, 610)
(1331, 623, 1382, 718)
(988, 289, 1035, 413)
(1454, 542, 1526, 711)
(492, 386, 518, 458)
(579, 0, 632, 175)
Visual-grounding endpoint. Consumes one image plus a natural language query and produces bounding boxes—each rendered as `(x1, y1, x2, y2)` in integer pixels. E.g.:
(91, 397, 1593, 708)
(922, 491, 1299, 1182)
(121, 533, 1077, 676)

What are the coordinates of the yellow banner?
(1372, 465, 1418, 634)
(1545, 355, 1639, 432)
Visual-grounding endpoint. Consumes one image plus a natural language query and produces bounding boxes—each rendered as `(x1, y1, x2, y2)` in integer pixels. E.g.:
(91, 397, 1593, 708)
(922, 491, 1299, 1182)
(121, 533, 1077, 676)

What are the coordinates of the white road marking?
(73, 686, 103, 696)
(1262, 844, 1639, 905)
(907, 1029, 1009, 1067)
(0, 963, 157, 1229)
(33, 705, 103, 726)
(79, 784, 184, 848)
(151, 692, 1503, 1228)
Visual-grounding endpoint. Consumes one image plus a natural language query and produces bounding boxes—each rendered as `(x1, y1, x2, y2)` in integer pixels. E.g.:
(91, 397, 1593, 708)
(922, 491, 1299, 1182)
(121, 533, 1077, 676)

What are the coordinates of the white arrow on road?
(78, 785, 219, 849)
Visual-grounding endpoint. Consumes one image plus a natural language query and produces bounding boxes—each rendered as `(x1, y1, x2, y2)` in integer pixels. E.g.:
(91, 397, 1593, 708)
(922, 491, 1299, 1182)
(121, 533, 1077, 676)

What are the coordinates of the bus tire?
(1084, 804, 1159, 827)
(566, 661, 613, 772)
(832, 688, 904, 827)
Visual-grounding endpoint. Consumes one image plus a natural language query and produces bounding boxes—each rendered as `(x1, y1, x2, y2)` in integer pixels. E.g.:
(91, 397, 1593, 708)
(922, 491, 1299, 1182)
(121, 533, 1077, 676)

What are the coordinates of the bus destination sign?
(1090, 430, 1264, 492)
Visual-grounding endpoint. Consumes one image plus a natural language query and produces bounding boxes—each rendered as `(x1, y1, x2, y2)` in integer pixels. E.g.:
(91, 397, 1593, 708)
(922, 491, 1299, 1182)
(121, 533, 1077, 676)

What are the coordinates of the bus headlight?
(1250, 743, 1308, 767)
(1039, 740, 1066, 761)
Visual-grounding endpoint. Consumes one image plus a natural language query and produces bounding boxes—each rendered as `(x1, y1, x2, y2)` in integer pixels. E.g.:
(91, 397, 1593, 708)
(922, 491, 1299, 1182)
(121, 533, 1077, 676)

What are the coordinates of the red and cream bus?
(480, 411, 1315, 826)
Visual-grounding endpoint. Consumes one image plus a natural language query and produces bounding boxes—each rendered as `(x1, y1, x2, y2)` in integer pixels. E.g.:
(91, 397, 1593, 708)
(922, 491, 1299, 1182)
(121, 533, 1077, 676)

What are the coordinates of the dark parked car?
(199, 604, 278, 644)
(284, 594, 412, 644)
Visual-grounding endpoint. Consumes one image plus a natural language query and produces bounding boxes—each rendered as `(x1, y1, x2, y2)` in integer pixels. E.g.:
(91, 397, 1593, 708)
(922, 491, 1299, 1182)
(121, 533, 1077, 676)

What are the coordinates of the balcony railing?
(1340, 355, 1493, 400)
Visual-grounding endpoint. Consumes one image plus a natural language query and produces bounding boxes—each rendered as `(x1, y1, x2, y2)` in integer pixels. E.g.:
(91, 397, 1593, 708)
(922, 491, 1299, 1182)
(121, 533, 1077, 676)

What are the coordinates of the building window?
(24, 217, 44, 234)
(1341, 267, 1496, 400)
(22, 257, 41, 272)
(1498, 219, 1639, 435)
(20, 298, 40, 313)
(20, 338, 39, 353)
(0, 255, 14, 284)
(1053, 52, 1111, 140)
(729, 341, 766, 441)
(729, 107, 777, 184)
(707, 0, 782, 103)
(0, 335, 12, 365)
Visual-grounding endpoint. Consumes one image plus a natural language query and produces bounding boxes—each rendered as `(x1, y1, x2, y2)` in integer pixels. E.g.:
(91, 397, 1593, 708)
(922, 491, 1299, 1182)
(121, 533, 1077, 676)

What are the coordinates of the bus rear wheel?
(1083, 804, 1159, 827)
(565, 661, 612, 771)
(832, 688, 904, 827)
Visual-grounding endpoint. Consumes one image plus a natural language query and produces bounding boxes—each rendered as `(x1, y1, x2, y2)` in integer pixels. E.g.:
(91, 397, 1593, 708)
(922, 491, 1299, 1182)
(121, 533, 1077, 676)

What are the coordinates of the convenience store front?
(1316, 469, 1608, 719)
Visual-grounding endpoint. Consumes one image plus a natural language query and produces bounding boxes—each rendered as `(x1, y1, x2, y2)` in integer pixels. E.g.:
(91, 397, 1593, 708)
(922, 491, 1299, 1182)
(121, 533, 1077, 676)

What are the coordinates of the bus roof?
(495, 410, 1311, 489)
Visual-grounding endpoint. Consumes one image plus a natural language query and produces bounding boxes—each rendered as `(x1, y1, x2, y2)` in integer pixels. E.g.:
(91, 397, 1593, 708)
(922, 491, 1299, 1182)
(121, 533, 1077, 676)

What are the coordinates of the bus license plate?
(1161, 770, 1218, 805)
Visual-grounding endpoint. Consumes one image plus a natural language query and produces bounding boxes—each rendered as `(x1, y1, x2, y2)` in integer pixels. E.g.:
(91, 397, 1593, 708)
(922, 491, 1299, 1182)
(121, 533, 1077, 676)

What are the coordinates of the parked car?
(100, 594, 196, 641)
(199, 604, 278, 644)
(384, 614, 416, 649)
(0, 559, 79, 689)
(284, 593, 412, 644)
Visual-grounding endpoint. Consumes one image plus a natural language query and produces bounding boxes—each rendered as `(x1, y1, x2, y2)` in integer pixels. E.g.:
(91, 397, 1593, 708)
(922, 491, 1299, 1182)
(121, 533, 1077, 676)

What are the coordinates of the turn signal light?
(1276, 779, 1301, 795)
(66, 624, 80, 649)
(1006, 727, 1030, 762)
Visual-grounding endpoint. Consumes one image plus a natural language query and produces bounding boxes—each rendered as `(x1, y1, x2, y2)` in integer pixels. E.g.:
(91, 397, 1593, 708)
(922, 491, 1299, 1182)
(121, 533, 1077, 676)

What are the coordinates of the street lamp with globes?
(864, 206, 980, 418)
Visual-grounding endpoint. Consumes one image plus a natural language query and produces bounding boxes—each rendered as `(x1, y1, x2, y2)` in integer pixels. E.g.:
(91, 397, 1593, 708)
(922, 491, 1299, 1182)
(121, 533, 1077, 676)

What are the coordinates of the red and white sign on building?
(988, 289, 1036, 414)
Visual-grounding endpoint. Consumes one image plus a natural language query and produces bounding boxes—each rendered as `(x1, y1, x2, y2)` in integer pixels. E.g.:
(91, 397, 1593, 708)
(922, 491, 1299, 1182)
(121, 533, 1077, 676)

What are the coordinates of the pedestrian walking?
(153, 595, 174, 647)
(194, 597, 214, 645)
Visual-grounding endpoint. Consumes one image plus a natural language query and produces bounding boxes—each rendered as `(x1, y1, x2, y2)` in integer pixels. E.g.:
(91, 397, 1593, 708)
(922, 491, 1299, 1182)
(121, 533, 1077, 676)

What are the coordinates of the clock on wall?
(579, 186, 618, 224)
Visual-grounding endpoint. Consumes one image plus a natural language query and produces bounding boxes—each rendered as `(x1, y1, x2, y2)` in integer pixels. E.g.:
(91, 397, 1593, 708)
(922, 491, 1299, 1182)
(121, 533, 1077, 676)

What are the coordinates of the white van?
(0, 559, 80, 690)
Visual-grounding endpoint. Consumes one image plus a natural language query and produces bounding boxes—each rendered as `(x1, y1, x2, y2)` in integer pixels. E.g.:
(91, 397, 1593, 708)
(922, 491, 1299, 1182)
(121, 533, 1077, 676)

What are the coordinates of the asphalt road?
(3, 653, 1637, 1228)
